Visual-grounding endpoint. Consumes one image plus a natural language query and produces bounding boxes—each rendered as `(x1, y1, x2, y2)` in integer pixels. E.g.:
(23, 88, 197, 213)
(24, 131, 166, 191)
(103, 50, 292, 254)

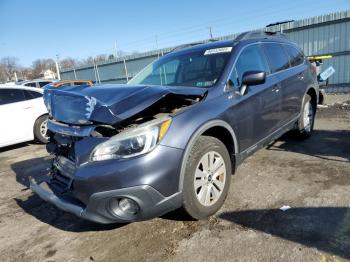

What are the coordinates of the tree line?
(0, 50, 140, 82)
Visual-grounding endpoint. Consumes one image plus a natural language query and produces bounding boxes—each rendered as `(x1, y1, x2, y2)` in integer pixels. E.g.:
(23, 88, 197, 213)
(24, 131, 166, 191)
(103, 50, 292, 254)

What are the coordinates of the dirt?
(0, 94, 349, 262)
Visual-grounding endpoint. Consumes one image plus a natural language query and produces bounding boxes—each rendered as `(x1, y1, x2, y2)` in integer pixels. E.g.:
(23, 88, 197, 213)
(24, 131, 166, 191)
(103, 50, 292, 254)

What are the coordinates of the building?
(41, 69, 56, 80)
(60, 10, 350, 93)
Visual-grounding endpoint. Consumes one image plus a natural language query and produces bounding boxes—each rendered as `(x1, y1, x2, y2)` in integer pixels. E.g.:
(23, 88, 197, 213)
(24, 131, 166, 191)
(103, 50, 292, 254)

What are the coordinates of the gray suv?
(30, 31, 318, 223)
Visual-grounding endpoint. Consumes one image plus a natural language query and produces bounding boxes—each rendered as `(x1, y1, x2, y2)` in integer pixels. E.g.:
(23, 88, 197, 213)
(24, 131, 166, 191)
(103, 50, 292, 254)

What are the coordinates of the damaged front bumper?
(30, 176, 182, 224)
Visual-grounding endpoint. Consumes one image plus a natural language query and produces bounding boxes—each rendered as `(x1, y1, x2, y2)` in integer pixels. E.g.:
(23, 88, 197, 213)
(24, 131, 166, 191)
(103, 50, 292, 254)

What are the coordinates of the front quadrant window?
(128, 47, 232, 88)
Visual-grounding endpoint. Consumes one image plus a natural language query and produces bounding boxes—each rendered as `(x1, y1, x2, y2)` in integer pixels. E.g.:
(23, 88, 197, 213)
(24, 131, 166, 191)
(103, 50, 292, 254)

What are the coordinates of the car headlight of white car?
(90, 117, 172, 161)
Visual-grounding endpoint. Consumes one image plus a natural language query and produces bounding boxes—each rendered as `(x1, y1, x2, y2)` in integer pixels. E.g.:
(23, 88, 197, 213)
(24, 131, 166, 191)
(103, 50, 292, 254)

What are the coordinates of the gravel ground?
(0, 94, 349, 262)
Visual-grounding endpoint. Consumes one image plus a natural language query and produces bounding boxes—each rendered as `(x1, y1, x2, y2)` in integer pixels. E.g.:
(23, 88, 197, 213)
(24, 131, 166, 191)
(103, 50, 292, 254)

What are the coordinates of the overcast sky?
(0, 0, 349, 66)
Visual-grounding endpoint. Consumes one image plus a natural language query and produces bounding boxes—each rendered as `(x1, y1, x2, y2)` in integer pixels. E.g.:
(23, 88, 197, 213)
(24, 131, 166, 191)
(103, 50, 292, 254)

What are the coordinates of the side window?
(230, 45, 269, 87)
(24, 82, 37, 87)
(39, 81, 52, 87)
(24, 90, 42, 100)
(0, 89, 26, 105)
(283, 45, 304, 67)
(262, 43, 290, 73)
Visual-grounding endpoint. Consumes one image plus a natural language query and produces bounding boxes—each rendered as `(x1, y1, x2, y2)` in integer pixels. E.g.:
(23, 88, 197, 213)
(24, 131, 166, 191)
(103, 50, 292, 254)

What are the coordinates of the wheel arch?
(178, 120, 238, 192)
(305, 86, 318, 109)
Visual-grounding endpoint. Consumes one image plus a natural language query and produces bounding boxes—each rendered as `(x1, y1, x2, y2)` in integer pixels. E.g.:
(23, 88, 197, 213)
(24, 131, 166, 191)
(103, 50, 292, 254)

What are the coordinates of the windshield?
(128, 47, 232, 88)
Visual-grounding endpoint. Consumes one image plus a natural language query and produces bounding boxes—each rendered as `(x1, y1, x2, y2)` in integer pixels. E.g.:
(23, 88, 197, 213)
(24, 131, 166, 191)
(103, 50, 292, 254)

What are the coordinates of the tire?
(182, 136, 231, 220)
(295, 94, 315, 139)
(34, 115, 49, 143)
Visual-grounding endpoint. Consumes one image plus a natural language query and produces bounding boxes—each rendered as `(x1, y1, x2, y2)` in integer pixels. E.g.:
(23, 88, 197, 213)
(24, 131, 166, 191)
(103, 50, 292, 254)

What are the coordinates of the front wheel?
(182, 136, 231, 220)
(34, 115, 49, 143)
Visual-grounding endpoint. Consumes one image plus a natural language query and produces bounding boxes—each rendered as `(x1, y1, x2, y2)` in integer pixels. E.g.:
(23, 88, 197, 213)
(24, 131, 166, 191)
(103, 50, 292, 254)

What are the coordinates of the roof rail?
(171, 39, 218, 52)
(266, 20, 295, 28)
(235, 30, 289, 41)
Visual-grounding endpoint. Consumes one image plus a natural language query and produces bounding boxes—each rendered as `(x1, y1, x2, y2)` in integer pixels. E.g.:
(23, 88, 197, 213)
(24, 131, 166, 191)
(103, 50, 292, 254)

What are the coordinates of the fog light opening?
(109, 197, 140, 219)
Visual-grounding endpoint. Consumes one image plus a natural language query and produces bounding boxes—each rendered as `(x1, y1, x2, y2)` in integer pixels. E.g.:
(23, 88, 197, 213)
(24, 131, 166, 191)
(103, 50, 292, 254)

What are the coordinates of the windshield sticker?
(204, 47, 232, 55)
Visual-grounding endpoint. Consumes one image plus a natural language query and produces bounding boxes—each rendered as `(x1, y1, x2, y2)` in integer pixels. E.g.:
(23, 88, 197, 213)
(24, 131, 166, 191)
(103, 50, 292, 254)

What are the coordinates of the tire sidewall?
(34, 115, 49, 143)
(299, 94, 315, 136)
(182, 136, 231, 219)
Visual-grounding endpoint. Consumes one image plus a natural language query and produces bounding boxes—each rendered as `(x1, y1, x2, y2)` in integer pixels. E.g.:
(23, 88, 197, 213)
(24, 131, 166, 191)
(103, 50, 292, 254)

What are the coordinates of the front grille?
(51, 156, 76, 192)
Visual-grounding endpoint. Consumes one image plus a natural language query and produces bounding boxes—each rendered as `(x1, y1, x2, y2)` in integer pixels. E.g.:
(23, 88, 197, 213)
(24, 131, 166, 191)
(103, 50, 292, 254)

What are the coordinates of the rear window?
(262, 43, 290, 73)
(283, 45, 304, 67)
(24, 90, 42, 100)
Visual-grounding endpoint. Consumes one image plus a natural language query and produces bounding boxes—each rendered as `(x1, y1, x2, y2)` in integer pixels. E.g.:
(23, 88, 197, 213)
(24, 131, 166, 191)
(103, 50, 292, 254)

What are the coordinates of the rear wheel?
(34, 115, 49, 143)
(295, 94, 315, 139)
(182, 136, 231, 220)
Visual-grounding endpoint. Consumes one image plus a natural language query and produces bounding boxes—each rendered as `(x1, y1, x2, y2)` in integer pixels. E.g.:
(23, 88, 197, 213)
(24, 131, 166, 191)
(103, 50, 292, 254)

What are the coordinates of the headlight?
(90, 117, 172, 162)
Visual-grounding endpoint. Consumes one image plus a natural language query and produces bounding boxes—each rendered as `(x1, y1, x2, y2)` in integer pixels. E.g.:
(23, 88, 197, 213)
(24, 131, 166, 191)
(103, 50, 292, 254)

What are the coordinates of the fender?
(177, 119, 238, 191)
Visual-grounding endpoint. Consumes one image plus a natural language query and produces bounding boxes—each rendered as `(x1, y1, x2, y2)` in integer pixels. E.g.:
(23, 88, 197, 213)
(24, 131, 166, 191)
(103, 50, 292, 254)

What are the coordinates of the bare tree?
(0, 64, 7, 82)
(95, 54, 107, 63)
(60, 57, 80, 70)
(0, 56, 19, 81)
(31, 58, 56, 79)
(81, 56, 94, 66)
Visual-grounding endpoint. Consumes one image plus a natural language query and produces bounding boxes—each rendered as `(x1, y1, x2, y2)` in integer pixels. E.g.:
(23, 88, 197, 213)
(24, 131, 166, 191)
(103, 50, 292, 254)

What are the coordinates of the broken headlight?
(90, 117, 172, 162)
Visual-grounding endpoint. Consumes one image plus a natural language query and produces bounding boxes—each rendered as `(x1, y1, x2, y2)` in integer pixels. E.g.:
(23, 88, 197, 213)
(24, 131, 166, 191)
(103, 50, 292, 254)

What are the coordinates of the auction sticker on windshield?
(204, 47, 232, 55)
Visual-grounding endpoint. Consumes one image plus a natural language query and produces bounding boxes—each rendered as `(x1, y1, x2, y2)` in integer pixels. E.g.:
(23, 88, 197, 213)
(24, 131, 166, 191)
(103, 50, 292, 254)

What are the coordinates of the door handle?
(23, 106, 33, 109)
(297, 73, 304, 80)
(272, 85, 280, 93)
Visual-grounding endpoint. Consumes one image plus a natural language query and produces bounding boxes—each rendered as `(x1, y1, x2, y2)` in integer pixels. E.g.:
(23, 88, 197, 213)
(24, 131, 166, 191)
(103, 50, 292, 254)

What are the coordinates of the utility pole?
(123, 59, 129, 82)
(155, 35, 159, 58)
(208, 26, 213, 39)
(95, 58, 101, 84)
(114, 40, 118, 59)
(73, 68, 77, 80)
(55, 54, 61, 80)
(93, 58, 98, 83)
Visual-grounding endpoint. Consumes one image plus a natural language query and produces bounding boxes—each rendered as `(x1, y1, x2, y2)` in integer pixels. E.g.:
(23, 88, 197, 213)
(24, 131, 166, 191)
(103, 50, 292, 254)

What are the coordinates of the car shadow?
(14, 195, 123, 232)
(267, 129, 350, 162)
(219, 207, 350, 259)
(0, 141, 45, 154)
(0, 142, 31, 153)
(11, 157, 124, 232)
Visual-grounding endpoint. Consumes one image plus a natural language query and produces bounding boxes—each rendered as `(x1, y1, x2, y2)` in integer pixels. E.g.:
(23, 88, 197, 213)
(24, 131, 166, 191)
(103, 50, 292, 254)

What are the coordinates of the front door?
(227, 44, 282, 152)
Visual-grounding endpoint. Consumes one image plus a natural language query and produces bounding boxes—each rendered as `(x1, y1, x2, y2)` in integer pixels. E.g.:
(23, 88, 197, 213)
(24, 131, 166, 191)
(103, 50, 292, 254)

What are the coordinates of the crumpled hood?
(43, 84, 207, 125)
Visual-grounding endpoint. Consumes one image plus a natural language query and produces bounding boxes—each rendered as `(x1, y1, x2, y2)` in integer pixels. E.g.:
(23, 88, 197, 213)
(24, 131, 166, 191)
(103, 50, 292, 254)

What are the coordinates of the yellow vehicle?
(48, 80, 94, 88)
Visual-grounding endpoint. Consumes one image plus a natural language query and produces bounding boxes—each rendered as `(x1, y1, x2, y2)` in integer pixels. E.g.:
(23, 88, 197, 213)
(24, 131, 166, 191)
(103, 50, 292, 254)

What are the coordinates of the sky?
(0, 0, 349, 67)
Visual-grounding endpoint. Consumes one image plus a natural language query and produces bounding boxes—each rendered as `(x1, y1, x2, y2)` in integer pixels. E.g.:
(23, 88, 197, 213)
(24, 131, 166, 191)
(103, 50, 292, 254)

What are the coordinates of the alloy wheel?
(194, 151, 227, 206)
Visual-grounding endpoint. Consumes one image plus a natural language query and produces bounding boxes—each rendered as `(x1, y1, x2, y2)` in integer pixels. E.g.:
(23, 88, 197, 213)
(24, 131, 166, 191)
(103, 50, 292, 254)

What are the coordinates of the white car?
(0, 85, 49, 148)
(17, 79, 55, 88)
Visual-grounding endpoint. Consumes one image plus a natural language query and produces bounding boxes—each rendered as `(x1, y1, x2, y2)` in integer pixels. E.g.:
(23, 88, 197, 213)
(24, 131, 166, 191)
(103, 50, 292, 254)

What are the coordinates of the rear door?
(262, 42, 304, 125)
(227, 44, 282, 151)
(281, 44, 308, 121)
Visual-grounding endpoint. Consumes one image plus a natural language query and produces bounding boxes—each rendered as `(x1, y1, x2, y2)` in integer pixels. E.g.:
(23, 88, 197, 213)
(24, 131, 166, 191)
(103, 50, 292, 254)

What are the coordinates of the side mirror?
(239, 71, 266, 95)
